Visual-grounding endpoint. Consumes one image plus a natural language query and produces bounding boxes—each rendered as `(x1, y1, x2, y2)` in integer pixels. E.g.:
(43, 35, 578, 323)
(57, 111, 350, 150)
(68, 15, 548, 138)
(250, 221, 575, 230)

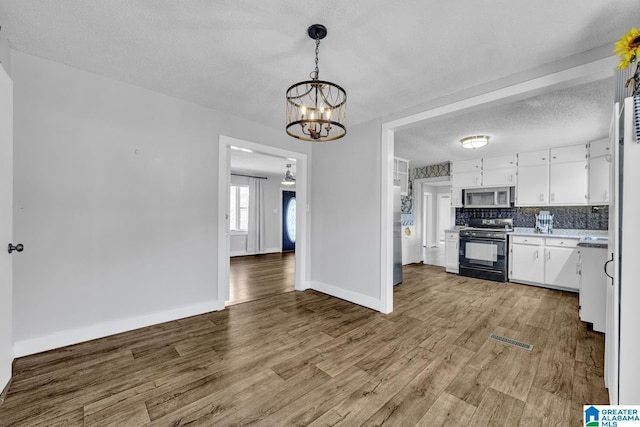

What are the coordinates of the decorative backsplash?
(456, 205, 609, 230)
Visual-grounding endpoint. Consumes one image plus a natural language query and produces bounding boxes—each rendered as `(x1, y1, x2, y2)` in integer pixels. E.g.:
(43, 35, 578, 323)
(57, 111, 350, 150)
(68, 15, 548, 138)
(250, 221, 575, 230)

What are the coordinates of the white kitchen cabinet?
(544, 238, 580, 291)
(549, 161, 587, 205)
(451, 159, 482, 189)
(451, 187, 463, 208)
(509, 235, 579, 291)
(589, 137, 610, 158)
(578, 245, 607, 332)
(509, 236, 544, 283)
(483, 153, 517, 187)
(550, 144, 587, 163)
(483, 168, 516, 187)
(452, 171, 481, 188)
(394, 157, 409, 195)
(588, 138, 611, 204)
(482, 154, 517, 170)
(516, 165, 549, 206)
(445, 231, 459, 273)
(518, 149, 549, 166)
(453, 158, 482, 173)
(589, 156, 610, 204)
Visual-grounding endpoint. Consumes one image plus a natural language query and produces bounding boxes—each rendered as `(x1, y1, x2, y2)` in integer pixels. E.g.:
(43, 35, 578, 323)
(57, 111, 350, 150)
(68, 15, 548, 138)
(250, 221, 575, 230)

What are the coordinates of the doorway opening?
(218, 135, 308, 307)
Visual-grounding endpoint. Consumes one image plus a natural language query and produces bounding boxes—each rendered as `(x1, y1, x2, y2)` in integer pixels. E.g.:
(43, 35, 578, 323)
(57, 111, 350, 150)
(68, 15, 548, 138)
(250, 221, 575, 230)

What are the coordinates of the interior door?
(0, 64, 13, 392)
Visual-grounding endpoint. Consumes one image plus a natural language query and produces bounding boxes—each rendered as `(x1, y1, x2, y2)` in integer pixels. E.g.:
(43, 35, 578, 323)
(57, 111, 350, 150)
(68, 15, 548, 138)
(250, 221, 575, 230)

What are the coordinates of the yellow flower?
(614, 27, 640, 70)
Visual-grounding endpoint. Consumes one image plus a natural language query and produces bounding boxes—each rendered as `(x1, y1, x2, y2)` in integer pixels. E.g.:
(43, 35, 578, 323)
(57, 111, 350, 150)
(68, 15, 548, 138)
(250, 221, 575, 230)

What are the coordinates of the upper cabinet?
(549, 145, 587, 205)
(516, 150, 549, 206)
(588, 138, 611, 204)
(451, 141, 604, 207)
(394, 157, 409, 196)
(482, 154, 517, 187)
(451, 159, 481, 188)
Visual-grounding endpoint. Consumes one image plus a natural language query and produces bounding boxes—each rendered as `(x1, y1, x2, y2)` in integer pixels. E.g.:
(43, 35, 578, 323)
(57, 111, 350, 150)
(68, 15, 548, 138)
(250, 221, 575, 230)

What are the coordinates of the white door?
(422, 192, 434, 251)
(437, 194, 451, 243)
(0, 64, 13, 392)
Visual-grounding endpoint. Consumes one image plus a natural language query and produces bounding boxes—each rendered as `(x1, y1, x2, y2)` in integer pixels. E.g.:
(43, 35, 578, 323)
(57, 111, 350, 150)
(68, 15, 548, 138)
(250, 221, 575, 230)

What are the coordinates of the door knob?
(8, 243, 24, 254)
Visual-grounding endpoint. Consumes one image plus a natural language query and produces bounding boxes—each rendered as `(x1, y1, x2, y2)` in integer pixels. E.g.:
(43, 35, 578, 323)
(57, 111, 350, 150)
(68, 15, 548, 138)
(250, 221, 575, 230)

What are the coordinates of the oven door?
(459, 237, 507, 281)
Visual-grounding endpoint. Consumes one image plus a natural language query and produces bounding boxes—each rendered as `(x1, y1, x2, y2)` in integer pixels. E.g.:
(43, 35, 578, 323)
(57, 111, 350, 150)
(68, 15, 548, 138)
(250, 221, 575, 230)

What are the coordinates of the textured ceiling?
(230, 149, 295, 177)
(395, 78, 615, 166)
(0, 1, 635, 165)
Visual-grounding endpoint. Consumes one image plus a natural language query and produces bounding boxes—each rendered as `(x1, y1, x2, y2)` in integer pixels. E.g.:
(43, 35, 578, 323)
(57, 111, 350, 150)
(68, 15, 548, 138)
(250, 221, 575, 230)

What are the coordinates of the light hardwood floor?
(0, 264, 607, 426)
(228, 252, 295, 305)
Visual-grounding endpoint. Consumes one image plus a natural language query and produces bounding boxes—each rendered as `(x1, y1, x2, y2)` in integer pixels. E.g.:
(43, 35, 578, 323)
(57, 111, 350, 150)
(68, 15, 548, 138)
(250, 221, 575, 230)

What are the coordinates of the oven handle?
(460, 237, 506, 244)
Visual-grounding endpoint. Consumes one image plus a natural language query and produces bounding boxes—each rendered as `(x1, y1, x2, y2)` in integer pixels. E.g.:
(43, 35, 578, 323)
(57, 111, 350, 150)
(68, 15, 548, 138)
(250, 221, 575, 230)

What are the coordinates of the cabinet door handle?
(547, 251, 551, 260)
(535, 250, 539, 259)
(604, 254, 614, 280)
(550, 193, 555, 202)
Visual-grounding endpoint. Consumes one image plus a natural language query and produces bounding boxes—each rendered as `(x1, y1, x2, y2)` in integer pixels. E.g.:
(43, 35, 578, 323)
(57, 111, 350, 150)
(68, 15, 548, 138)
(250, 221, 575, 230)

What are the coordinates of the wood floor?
(0, 264, 608, 426)
(228, 252, 295, 305)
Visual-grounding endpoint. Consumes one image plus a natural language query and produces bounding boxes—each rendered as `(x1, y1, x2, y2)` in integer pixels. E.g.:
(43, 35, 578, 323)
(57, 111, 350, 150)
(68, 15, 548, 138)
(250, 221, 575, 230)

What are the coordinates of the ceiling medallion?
(286, 24, 347, 142)
(460, 135, 490, 149)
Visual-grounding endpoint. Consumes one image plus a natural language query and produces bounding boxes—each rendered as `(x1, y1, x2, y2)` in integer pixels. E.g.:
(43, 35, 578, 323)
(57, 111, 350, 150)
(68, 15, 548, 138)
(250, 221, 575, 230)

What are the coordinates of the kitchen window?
(230, 185, 249, 232)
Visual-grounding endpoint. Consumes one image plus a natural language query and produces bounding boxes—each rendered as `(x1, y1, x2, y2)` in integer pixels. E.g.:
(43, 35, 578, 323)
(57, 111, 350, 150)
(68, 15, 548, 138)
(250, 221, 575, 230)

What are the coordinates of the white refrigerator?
(605, 96, 640, 404)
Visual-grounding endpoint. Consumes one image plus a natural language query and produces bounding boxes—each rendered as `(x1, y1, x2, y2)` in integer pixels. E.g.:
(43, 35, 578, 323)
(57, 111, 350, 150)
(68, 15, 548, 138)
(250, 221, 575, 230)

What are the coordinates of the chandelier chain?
(312, 37, 320, 80)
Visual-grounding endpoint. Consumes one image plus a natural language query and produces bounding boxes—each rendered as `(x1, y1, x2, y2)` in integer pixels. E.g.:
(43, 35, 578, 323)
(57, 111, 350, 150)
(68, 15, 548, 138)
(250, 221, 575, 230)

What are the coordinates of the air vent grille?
(488, 333, 533, 351)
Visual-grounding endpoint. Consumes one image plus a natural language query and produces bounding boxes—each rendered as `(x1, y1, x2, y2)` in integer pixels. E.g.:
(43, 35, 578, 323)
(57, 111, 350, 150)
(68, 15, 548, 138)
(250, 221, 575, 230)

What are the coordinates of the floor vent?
(489, 333, 533, 351)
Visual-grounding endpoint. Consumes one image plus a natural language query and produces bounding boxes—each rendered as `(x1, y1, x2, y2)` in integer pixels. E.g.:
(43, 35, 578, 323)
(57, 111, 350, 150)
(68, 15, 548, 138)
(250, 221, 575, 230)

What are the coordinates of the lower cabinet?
(509, 235, 580, 291)
(509, 237, 544, 283)
(444, 231, 459, 273)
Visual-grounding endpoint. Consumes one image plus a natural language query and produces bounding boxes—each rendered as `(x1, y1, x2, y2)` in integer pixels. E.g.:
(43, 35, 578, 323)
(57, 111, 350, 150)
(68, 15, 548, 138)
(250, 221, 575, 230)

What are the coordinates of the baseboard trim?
(231, 248, 282, 257)
(0, 376, 12, 406)
(310, 281, 382, 312)
(13, 299, 226, 358)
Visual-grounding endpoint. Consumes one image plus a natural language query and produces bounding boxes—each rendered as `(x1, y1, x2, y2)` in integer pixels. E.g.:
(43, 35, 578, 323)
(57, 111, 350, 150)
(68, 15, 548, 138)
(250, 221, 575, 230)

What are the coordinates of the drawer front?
(545, 237, 579, 248)
(510, 235, 544, 245)
(445, 232, 459, 240)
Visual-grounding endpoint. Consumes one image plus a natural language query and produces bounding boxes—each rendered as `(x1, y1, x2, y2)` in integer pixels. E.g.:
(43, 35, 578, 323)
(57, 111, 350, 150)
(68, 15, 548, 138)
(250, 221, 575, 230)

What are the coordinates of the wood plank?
(0, 262, 608, 426)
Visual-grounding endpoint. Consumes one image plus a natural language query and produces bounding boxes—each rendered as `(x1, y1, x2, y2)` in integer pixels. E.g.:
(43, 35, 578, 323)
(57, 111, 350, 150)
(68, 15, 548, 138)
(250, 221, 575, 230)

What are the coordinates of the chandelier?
(460, 135, 490, 149)
(286, 24, 347, 142)
(281, 164, 296, 186)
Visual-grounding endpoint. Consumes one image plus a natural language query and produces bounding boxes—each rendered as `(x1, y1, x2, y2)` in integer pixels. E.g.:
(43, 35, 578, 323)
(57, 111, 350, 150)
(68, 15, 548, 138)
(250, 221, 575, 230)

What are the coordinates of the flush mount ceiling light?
(286, 24, 347, 142)
(281, 164, 296, 186)
(460, 135, 490, 149)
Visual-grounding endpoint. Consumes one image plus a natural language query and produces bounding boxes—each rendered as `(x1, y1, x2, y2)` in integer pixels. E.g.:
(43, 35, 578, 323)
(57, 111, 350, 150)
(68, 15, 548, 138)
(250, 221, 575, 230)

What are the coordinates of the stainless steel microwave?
(463, 187, 514, 208)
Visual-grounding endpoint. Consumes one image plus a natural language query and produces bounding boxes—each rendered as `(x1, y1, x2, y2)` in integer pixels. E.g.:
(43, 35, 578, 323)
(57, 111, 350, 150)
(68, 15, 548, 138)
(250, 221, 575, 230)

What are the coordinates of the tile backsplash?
(456, 205, 608, 230)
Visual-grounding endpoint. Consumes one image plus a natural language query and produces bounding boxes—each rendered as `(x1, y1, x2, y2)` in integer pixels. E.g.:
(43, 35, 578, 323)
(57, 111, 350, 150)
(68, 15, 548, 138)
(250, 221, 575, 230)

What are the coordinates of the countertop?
(509, 228, 608, 239)
(448, 226, 609, 247)
(509, 228, 608, 248)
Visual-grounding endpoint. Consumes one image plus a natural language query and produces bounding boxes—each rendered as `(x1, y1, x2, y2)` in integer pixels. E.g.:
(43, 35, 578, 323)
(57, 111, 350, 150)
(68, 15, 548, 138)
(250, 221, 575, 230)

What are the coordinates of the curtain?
(246, 178, 265, 254)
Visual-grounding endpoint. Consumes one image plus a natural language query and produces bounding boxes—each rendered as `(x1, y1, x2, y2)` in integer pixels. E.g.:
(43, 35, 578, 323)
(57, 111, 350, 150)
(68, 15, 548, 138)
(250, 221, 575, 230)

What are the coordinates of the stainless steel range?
(459, 218, 513, 282)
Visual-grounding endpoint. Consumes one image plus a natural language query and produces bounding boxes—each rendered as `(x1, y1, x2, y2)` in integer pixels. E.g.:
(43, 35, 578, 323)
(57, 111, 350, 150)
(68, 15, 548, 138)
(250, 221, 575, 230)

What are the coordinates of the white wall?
(11, 50, 311, 356)
(229, 172, 293, 256)
(310, 118, 383, 310)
